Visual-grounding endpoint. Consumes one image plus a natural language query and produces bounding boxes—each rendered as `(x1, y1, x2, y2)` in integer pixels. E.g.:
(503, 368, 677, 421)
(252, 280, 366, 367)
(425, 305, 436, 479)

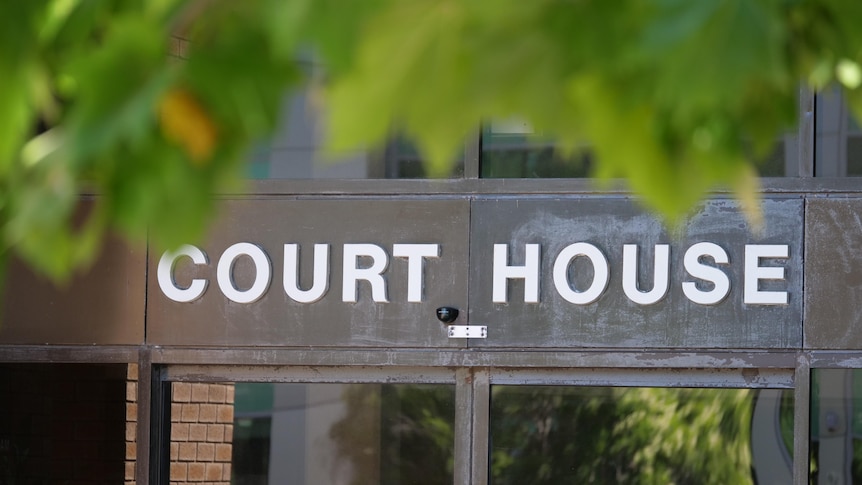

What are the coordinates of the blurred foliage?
(3, 0, 862, 280)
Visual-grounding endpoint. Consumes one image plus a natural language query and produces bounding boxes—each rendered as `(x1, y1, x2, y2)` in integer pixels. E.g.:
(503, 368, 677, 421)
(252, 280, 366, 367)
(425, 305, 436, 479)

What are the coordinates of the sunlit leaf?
(2, 0, 862, 284)
(159, 88, 218, 164)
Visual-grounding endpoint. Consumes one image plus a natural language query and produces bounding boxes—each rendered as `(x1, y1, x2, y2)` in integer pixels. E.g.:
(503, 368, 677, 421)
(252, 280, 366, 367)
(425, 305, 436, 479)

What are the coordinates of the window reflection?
(223, 383, 455, 485)
(490, 386, 793, 484)
(810, 369, 862, 483)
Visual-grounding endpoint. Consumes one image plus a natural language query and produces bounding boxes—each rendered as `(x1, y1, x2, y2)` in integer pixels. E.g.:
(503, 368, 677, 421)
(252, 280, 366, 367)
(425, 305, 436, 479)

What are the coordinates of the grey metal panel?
(470, 198, 803, 348)
(805, 198, 862, 349)
(0, 235, 146, 345)
(147, 199, 469, 347)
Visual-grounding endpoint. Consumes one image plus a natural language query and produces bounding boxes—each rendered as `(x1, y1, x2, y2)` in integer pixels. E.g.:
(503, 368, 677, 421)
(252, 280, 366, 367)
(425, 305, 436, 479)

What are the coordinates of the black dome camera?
(436, 307, 459, 324)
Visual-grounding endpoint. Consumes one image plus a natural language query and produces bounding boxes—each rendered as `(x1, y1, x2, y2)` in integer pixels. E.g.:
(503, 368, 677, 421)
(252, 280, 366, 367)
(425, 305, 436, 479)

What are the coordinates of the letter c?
(157, 245, 209, 302)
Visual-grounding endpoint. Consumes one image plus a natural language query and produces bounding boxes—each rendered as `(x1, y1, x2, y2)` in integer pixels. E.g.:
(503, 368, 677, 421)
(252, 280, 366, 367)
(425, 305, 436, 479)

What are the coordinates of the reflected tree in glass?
(329, 384, 455, 485)
(490, 387, 759, 485)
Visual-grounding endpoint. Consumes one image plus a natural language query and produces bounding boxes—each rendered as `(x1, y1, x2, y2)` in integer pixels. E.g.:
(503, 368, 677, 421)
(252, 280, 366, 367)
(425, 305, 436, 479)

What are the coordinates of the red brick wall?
(0, 363, 126, 484)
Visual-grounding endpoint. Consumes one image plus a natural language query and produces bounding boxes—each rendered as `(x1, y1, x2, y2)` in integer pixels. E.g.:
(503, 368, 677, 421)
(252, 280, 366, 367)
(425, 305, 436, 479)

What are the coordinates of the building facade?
(3, 85, 862, 484)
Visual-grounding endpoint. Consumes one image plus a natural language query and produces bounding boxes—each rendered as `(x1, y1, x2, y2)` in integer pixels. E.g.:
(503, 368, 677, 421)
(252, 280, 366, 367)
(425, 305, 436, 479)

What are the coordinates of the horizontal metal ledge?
(807, 352, 862, 368)
(150, 347, 800, 369)
(0, 345, 141, 363)
(229, 177, 862, 196)
(11, 345, 862, 369)
(166, 365, 456, 383)
(7, 346, 861, 371)
(75, 177, 862, 197)
(165, 364, 793, 388)
(490, 367, 794, 389)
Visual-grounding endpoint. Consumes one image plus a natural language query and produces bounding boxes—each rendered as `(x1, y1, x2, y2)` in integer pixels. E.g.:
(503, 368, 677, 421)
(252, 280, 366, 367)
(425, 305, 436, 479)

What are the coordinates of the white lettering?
(553, 243, 609, 305)
(283, 244, 330, 303)
(622, 244, 670, 305)
(157, 245, 209, 303)
(343, 244, 389, 302)
(217, 243, 272, 303)
(744, 244, 789, 305)
(682, 242, 731, 305)
(493, 244, 540, 303)
(393, 244, 439, 302)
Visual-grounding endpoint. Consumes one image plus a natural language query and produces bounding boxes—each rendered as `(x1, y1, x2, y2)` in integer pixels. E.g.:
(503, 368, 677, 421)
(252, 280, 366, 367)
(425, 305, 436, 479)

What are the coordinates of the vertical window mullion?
(454, 368, 473, 483)
(793, 354, 811, 485)
(470, 368, 491, 485)
(799, 87, 815, 177)
(464, 129, 482, 179)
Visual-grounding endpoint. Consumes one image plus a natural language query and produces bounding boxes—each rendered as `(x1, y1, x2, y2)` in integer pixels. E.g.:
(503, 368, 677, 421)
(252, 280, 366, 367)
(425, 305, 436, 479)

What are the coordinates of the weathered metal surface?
(470, 197, 803, 348)
(150, 347, 799, 369)
(470, 369, 490, 485)
(793, 354, 811, 485)
(0, 345, 139, 363)
(165, 364, 456, 383)
(147, 198, 469, 347)
(163, 363, 792, 389)
(0, 235, 146, 345)
(489, 367, 794, 388)
(805, 198, 862, 349)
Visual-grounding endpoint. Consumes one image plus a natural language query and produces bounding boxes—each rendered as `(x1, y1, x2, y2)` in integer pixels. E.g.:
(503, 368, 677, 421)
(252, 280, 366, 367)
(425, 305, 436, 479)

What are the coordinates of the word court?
(158, 241, 790, 307)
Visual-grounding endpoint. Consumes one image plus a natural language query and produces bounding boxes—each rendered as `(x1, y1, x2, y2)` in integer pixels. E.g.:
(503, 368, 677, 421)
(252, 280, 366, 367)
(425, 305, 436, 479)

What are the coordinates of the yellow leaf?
(158, 88, 217, 164)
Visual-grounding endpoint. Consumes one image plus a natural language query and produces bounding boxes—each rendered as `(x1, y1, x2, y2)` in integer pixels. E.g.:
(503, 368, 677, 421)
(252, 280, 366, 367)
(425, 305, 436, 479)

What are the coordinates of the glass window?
(490, 385, 793, 484)
(480, 122, 591, 178)
(480, 121, 797, 178)
(810, 369, 862, 483)
(248, 89, 464, 180)
(168, 382, 456, 485)
(815, 89, 862, 176)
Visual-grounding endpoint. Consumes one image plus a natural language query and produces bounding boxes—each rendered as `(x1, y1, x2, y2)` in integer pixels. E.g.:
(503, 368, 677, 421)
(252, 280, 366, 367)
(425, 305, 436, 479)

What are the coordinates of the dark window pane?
(815, 89, 862, 176)
(480, 123, 591, 178)
(490, 385, 793, 484)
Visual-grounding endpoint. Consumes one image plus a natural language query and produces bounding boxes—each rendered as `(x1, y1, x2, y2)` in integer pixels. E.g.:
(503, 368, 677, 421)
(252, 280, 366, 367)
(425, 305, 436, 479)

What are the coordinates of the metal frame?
(158, 361, 802, 485)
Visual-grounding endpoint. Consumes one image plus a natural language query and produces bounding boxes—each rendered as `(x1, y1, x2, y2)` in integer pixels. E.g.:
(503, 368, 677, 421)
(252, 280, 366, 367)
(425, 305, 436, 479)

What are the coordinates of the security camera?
(436, 307, 459, 324)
